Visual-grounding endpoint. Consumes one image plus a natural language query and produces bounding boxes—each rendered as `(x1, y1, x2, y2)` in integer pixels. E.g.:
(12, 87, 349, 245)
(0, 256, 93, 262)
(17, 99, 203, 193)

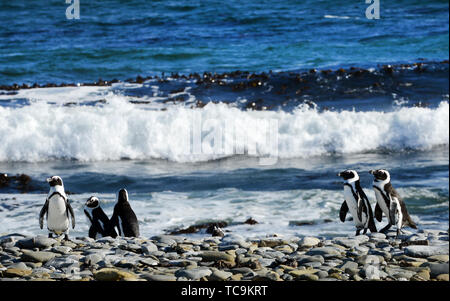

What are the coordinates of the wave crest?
(0, 96, 448, 162)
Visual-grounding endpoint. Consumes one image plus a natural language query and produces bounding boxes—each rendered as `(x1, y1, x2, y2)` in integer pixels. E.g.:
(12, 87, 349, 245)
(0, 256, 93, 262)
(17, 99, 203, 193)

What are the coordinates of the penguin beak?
(369, 170, 374, 175)
(46, 177, 52, 183)
(337, 172, 342, 177)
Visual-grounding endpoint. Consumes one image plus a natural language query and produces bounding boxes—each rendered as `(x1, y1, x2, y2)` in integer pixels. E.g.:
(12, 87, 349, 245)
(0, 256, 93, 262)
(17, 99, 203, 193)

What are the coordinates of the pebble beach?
(0, 229, 448, 282)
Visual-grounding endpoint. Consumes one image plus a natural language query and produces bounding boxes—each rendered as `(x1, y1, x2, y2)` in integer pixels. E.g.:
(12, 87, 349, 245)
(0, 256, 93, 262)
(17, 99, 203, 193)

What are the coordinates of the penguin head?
(117, 188, 129, 203)
(369, 169, 390, 182)
(85, 196, 100, 209)
(337, 170, 359, 182)
(46, 176, 63, 187)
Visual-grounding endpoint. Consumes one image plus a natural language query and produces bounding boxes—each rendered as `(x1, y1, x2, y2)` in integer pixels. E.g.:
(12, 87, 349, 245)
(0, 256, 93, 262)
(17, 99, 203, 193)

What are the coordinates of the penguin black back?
(109, 189, 140, 237)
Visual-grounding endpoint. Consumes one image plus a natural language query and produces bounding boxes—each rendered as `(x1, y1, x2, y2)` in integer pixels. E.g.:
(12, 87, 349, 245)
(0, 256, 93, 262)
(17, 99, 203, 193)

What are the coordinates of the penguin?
(369, 169, 417, 237)
(337, 170, 377, 235)
(107, 188, 139, 237)
(39, 176, 75, 240)
(84, 196, 118, 239)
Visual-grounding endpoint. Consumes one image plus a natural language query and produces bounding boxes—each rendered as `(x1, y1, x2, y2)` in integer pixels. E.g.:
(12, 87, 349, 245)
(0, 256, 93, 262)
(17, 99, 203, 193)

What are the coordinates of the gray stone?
(303, 261, 322, 268)
(141, 242, 158, 254)
(404, 246, 449, 258)
(298, 237, 321, 248)
(167, 259, 195, 267)
(357, 255, 382, 265)
(339, 261, 358, 270)
(316, 270, 329, 279)
(369, 233, 387, 240)
(421, 262, 449, 278)
(199, 251, 235, 263)
(21, 250, 59, 263)
(139, 258, 159, 266)
(51, 246, 73, 255)
(306, 247, 342, 257)
(258, 258, 276, 267)
(142, 274, 177, 281)
(209, 270, 233, 281)
(333, 237, 360, 248)
(175, 267, 212, 280)
(361, 265, 381, 280)
(5, 262, 31, 271)
(44, 256, 80, 269)
(17, 236, 57, 249)
(84, 253, 105, 266)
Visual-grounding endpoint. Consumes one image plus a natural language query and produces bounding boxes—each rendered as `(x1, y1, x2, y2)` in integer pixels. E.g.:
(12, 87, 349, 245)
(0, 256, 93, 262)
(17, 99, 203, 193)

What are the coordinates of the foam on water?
(0, 90, 448, 162)
(0, 186, 447, 238)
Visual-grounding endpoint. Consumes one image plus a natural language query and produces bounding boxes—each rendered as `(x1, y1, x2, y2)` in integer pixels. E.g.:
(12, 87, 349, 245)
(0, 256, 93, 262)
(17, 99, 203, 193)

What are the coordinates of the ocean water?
(0, 0, 448, 239)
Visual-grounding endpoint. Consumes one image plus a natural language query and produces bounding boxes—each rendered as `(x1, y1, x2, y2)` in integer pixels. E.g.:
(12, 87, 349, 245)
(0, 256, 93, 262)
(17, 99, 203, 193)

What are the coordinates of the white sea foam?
(0, 91, 448, 162)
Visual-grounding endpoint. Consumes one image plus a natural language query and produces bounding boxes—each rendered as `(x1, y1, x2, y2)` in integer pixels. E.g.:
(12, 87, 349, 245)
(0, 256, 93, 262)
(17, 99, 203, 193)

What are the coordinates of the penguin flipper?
(368, 214, 378, 233)
(375, 203, 383, 222)
(66, 199, 76, 229)
(39, 199, 49, 229)
(108, 209, 121, 236)
(357, 197, 364, 222)
(339, 201, 349, 222)
(389, 199, 398, 226)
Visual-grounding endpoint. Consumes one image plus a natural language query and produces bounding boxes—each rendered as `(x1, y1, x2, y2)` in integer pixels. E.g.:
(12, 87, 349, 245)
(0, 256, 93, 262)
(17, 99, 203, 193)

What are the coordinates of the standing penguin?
(39, 176, 75, 240)
(84, 196, 118, 239)
(107, 188, 139, 237)
(369, 169, 417, 237)
(338, 170, 377, 235)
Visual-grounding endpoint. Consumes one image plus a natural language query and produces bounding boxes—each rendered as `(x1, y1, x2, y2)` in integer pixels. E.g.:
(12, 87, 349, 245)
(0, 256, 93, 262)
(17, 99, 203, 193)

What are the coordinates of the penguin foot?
(48, 233, 53, 238)
(355, 229, 361, 236)
(63, 234, 71, 241)
(380, 224, 392, 234)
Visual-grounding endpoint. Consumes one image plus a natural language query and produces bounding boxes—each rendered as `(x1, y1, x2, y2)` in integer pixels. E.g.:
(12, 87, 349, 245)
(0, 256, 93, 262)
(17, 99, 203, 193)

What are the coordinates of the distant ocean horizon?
(0, 0, 448, 239)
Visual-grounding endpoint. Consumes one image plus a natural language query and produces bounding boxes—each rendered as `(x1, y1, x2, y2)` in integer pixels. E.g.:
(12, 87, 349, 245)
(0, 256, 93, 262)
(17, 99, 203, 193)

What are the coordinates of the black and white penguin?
(338, 170, 377, 235)
(84, 196, 118, 239)
(39, 176, 75, 240)
(107, 188, 140, 237)
(369, 169, 417, 237)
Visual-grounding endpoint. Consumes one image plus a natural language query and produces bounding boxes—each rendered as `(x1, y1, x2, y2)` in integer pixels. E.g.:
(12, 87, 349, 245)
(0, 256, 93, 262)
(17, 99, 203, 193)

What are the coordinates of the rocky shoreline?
(0, 229, 448, 281)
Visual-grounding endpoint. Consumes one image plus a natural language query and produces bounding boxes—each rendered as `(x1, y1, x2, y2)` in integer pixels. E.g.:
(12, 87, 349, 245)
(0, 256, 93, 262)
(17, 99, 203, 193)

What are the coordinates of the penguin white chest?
(343, 185, 365, 226)
(47, 195, 69, 234)
(373, 188, 390, 218)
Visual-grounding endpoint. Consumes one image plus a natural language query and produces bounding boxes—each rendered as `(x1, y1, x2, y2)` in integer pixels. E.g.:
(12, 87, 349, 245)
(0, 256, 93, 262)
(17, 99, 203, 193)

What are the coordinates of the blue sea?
(0, 0, 448, 238)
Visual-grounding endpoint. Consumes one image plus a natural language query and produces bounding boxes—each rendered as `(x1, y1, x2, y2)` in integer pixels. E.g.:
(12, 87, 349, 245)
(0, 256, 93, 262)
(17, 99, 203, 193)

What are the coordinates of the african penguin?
(369, 169, 417, 237)
(39, 176, 75, 240)
(107, 188, 140, 237)
(338, 170, 377, 235)
(84, 196, 118, 239)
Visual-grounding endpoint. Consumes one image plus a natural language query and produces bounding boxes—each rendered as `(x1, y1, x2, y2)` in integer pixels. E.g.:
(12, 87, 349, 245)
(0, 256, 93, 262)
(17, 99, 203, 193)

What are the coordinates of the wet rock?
(405, 246, 449, 258)
(21, 250, 59, 263)
(94, 268, 137, 281)
(142, 273, 177, 281)
(298, 237, 320, 248)
(175, 267, 212, 280)
(17, 236, 57, 249)
(208, 270, 233, 281)
(3, 268, 32, 277)
(199, 251, 235, 263)
(436, 274, 449, 281)
(306, 247, 342, 257)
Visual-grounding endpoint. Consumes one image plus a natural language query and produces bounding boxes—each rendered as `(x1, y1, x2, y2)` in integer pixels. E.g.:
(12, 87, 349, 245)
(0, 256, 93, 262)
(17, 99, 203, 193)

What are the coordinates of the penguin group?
(39, 176, 139, 240)
(338, 169, 417, 237)
(38, 170, 418, 240)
